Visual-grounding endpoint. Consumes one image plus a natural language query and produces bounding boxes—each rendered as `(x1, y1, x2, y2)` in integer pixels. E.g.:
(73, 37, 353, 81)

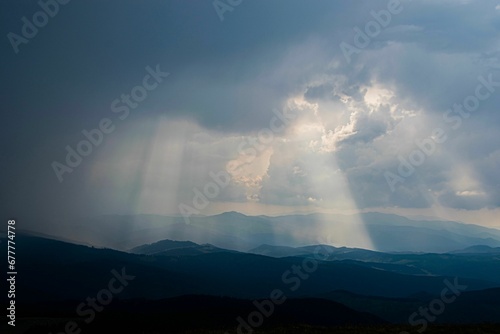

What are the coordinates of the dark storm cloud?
(1, 0, 500, 229)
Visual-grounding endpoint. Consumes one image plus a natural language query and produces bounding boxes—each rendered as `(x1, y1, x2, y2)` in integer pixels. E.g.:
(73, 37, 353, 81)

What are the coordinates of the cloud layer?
(2, 0, 500, 228)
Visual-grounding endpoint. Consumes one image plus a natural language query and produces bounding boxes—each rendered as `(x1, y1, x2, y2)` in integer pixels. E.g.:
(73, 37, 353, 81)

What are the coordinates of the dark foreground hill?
(6, 295, 500, 334)
(2, 234, 500, 333)
(320, 288, 500, 324)
(8, 295, 384, 333)
(10, 235, 499, 303)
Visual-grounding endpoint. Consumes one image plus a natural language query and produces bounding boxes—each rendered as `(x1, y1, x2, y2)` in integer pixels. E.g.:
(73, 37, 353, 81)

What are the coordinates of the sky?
(1, 0, 500, 230)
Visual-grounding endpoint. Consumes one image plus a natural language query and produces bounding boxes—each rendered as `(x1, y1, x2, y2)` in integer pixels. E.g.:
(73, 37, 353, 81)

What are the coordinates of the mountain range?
(3, 233, 500, 324)
(38, 211, 500, 253)
(3, 212, 500, 333)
